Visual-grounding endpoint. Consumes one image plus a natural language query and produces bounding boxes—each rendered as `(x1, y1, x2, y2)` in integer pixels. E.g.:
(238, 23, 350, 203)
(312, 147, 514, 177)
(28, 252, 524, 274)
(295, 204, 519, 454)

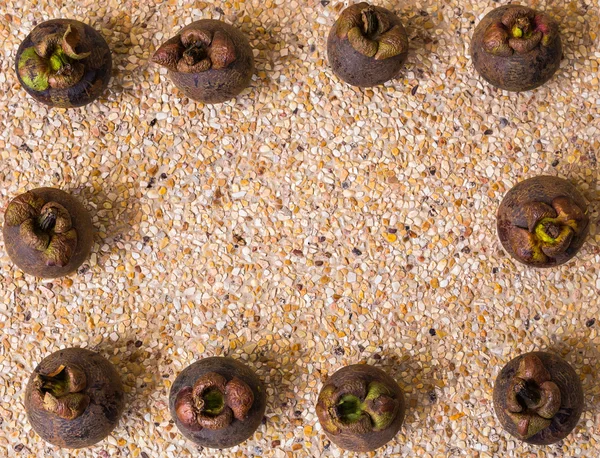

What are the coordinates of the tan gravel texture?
(0, 0, 599, 457)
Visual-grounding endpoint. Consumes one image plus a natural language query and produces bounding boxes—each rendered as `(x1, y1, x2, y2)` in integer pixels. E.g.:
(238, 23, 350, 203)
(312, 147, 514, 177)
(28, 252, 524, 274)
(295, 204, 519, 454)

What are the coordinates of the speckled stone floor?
(0, 0, 598, 457)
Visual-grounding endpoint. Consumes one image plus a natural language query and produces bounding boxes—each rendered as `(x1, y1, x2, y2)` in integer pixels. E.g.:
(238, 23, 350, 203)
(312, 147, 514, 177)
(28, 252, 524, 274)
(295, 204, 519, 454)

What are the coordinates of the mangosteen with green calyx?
(497, 176, 589, 268)
(152, 20, 254, 104)
(471, 4, 562, 92)
(24, 347, 125, 449)
(169, 356, 266, 449)
(493, 351, 584, 445)
(327, 2, 409, 87)
(16, 19, 112, 108)
(316, 364, 406, 452)
(3, 187, 94, 278)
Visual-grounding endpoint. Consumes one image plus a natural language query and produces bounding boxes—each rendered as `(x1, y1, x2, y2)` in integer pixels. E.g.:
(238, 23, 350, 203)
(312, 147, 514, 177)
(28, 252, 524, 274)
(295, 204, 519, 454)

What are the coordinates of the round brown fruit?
(316, 364, 406, 452)
(471, 5, 562, 92)
(15, 19, 112, 108)
(3, 188, 94, 278)
(24, 347, 125, 449)
(493, 351, 583, 445)
(497, 176, 589, 268)
(327, 2, 409, 87)
(169, 357, 266, 449)
(152, 20, 254, 104)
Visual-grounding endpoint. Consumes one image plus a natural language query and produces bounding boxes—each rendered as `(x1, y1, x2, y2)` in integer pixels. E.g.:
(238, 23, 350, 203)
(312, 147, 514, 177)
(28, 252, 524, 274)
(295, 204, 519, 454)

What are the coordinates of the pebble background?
(0, 0, 598, 457)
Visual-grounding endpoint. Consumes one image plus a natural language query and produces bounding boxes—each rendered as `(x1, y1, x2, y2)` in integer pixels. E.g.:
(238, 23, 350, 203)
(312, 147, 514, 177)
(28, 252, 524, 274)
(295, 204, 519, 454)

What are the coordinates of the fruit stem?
(337, 394, 364, 423)
(39, 210, 57, 232)
(516, 380, 541, 408)
(511, 26, 523, 38)
(362, 8, 379, 37)
(202, 389, 225, 416)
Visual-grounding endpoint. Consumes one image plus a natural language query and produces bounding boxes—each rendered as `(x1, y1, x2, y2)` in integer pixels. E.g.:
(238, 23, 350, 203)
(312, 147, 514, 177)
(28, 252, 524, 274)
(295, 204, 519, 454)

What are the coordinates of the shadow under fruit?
(152, 20, 254, 104)
(493, 351, 584, 445)
(316, 364, 406, 452)
(471, 4, 562, 92)
(169, 356, 266, 449)
(3, 188, 94, 278)
(24, 347, 125, 449)
(497, 176, 589, 268)
(327, 2, 409, 87)
(15, 19, 112, 108)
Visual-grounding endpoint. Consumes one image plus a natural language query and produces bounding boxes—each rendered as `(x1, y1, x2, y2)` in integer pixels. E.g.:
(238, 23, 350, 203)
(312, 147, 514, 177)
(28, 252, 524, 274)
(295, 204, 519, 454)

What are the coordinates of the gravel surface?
(0, 1, 598, 457)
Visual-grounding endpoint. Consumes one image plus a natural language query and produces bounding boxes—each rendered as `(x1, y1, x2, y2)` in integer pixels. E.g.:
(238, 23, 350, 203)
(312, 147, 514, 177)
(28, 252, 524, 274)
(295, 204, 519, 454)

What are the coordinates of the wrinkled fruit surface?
(493, 351, 583, 445)
(316, 364, 405, 452)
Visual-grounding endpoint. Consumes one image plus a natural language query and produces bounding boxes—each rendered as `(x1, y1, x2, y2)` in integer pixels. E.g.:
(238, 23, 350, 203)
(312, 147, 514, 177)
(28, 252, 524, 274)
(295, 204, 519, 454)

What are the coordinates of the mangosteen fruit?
(3, 187, 94, 278)
(24, 347, 125, 448)
(316, 364, 406, 452)
(497, 176, 589, 268)
(152, 20, 254, 104)
(327, 2, 409, 87)
(169, 357, 266, 449)
(493, 351, 584, 445)
(16, 19, 112, 108)
(471, 5, 562, 92)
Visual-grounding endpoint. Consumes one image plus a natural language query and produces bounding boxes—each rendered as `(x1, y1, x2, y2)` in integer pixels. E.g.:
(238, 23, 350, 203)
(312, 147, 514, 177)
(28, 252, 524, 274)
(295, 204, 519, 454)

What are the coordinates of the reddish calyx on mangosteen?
(169, 357, 266, 449)
(482, 7, 558, 57)
(152, 28, 237, 73)
(471, 5, 562, 92)
(151, 20, 254, 104)
(175, 371, 254, 431)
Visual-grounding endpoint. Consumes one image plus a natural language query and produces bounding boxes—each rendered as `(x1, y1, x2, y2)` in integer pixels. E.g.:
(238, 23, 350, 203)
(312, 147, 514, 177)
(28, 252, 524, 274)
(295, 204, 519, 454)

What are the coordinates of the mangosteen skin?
(153, 20, 254, 104)
(327, 3, 408, 88)
(471, 5, 562, 92)
(24, 347, 125, 449)
(169, 357, 266, 449)
(15, 19, 112, 108)
(493, 351, 584, 445)
(316, 364, 406, 452)
(3, 188, 94, 278)
(497, 176, 589, 268)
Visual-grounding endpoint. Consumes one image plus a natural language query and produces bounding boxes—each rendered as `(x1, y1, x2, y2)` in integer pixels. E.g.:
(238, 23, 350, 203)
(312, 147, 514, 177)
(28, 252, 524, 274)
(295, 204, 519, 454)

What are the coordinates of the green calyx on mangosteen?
(497, 176, 589, 268)
(15, 19, 112, 108)
(327, 2, 409, 87)
(169, 357, 266, 449)
(493, 351, 583, 445)
(3, 188, 94, 278)
(316, 364, 406, 452)
(24, 347, 125, 449)
(471, 5, 562, 92)
(152, 20, 254, 104)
